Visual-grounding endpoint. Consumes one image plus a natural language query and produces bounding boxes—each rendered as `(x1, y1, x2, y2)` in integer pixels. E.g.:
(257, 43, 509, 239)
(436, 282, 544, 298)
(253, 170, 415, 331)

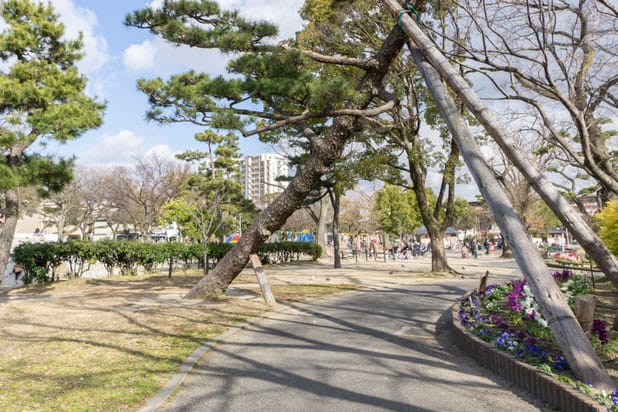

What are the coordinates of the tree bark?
(500, 236, 513, 259)
(428, 230, 448, 272)
(404, 37, 614, 389)
(0, 188, 20, 278)
(185, 26, 407, 299)
(329, 189, 342, 269)
(316, 194, 329, 251)
(385, 0, 618, 291)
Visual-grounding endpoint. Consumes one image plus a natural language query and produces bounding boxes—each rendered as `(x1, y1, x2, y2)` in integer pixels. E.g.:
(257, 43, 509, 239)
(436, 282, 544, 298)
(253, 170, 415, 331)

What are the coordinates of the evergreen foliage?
(0, 0, 105, 276)
(0, 0, 104, 186)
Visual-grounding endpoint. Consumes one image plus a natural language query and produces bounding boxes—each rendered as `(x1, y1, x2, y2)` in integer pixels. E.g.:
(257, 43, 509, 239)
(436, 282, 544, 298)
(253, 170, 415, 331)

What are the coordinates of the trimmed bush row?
(12, 240, 322, 284)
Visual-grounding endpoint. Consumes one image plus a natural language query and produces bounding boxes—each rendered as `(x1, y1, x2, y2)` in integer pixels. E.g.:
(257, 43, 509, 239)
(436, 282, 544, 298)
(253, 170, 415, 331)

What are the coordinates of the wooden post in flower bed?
(574, 295, 595, 332)
(478, 271, 489, 294)
(385, 2, 614, 390)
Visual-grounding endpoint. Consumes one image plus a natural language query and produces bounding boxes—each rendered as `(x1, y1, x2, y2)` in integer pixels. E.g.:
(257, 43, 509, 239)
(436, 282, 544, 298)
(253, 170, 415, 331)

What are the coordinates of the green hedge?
(11, 240, 322, 284)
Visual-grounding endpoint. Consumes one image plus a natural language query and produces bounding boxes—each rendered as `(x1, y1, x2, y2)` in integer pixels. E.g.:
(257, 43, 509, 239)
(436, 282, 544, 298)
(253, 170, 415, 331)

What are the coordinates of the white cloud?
(132, 0, 305, 78)
(76, 131, 181, 167)
(122, 37, 231, 77)
(145, 144, 174, 159)
(123, 40, 157, 72)
(77, 130, 146, 166)
(148, 0, 164, 9)
(50, 0, 110, 74)
(219, 0, 305, 39)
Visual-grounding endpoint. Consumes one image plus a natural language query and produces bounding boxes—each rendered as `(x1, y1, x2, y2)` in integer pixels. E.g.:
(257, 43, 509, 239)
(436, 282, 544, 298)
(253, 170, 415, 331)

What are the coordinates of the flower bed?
(457, 270, 617, 411)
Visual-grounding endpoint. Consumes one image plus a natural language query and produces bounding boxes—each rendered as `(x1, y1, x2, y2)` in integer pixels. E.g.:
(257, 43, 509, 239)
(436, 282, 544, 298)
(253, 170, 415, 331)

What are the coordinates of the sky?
(7, 0, 481, 200)
(31, 0, 306, 167)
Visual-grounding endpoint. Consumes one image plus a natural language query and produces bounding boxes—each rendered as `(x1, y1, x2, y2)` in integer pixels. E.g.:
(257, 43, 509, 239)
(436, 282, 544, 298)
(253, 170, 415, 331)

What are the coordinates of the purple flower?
(591, 319, 609, 344)
(552, 269, 574, 281)
(524, 308, 536, 321)
(551, 356, 568, 371)
(490, 314, 508, 328)
(508, 280, 526, 312)
(525, 343, 543, 357)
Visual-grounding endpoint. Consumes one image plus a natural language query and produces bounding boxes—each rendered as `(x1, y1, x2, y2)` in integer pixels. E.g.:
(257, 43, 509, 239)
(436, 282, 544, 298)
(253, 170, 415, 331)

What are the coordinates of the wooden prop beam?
(249, 254, 277, 306)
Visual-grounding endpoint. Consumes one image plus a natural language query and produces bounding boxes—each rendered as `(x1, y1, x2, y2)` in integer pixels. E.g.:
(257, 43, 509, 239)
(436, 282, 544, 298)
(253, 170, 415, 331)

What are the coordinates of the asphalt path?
(154, 275, 546, 411)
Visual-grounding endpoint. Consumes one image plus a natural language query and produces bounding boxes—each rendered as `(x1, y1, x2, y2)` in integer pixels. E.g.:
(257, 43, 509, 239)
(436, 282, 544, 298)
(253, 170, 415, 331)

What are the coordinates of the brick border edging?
(451, 293, 604, 412)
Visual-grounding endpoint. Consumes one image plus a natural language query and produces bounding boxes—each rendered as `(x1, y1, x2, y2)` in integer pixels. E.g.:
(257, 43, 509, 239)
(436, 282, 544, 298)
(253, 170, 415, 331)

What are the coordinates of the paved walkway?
(144, 254, 549, 411)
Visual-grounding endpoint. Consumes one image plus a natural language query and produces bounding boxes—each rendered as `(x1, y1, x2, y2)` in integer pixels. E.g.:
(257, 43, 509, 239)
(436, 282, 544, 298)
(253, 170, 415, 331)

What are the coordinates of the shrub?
(597, 200, 618, 256)
(12, 240, 322, 282)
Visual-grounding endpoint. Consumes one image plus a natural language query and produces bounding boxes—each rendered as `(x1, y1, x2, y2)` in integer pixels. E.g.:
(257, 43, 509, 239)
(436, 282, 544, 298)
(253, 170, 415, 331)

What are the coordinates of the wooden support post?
(574, 295, 595, 333)
(249, 254, 277, 306)
(478, 271, 489, 294)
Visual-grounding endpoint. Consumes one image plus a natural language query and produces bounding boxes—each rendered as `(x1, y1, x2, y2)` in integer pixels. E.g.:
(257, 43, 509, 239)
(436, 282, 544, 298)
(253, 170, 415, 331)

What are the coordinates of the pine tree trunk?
(184, 26, 407, 299)
(400, 32, 614, 388)
(0, 188, 20, 279)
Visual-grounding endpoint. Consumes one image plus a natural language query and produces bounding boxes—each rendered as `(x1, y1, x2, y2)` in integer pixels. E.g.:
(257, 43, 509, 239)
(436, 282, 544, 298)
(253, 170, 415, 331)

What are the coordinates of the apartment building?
(242, 153, 290, 209)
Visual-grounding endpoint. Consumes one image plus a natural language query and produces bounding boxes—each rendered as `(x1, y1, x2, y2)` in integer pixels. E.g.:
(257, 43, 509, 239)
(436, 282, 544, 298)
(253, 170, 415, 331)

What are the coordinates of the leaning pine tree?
(125, 0, 407, 298)
(0, 0, 105, 277)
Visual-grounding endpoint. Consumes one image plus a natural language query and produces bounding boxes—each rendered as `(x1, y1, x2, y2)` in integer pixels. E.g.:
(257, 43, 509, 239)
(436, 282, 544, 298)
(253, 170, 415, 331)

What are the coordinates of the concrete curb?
(138, 300, 302, 412)
(451, 293, 604, 412)
(138, 320, 253, 412)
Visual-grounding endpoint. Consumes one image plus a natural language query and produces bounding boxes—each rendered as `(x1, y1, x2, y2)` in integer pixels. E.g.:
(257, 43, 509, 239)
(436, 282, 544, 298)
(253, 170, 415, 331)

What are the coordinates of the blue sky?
(32, 0, 305, 166)
(7, 0, 482, 199)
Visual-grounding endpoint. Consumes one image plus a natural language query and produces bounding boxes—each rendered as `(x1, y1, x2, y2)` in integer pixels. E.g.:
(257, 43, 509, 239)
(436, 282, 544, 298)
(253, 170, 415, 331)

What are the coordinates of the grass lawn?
(0, 270, 360, 411)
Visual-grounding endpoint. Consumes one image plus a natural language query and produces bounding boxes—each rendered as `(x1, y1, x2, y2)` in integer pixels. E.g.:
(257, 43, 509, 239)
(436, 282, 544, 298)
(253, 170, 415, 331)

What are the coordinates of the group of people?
(389, 241, 430, 259)
(461, 238, 492, 258)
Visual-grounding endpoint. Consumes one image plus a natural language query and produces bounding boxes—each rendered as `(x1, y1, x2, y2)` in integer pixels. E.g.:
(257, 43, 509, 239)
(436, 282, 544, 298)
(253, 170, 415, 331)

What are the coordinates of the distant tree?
(281, 208, 316, 233)
(0, 0, 105, 275)
(527, 199, 561, 237)
(373, 184, 422, 243)
(174, 131, 257, 274)
(443, 0, 618, 203)
(107, 154, 190, 240)
(339, 198, 364, 234)
(43, 169, 102, 240)
(596, 201, 618, 257)
(486, 133, 561, 230)
(451, 198, 475, 232)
